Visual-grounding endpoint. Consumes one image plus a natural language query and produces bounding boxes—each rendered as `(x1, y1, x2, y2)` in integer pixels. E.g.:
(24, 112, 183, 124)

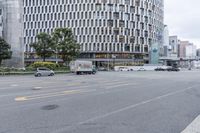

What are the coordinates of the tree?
(31, 33, 54, 62)
(0, 37, 12, 66)
(52, 28, 80, 64)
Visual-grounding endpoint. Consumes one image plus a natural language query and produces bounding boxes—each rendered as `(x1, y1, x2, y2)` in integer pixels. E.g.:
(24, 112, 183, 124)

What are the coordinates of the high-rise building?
(178, 41, 197, 58)
(197, 49, 200, 57)
(23, 0, 164, 66)
(0, 2, 3, 37)
(169, 36, 179, 57)
(0, 0, 24, 68)
(185, 44, 196, 58)
(162, 25, 169, 57)
(178, 41, 190, 58)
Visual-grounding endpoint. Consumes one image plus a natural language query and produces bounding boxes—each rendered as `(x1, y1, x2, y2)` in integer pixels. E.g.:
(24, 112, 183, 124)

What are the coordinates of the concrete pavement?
(0, 71, 200, 133)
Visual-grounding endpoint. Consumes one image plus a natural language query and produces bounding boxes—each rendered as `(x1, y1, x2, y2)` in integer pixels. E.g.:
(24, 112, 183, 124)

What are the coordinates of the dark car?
(166, 67, 180, 72)
(155, 67, 166, 71)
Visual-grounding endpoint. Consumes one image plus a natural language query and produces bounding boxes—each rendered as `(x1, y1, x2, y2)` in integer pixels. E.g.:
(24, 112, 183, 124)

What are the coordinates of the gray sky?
(164, 0, 200, 47)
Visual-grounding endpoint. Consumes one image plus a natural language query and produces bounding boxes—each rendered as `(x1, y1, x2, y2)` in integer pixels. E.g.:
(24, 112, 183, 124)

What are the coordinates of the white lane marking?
(10, 84, 19, 87)
(33, 87, 43, 89)
(106, 83, 133, 89)
(54, 86, 197, 133)
(181, 115, 200, 133)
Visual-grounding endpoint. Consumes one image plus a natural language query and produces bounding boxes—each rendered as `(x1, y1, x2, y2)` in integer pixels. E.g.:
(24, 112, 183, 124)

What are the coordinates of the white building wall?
(163, 25, 169, 46)
(186, 45, 196, 58)
(23, 0, 164, 60)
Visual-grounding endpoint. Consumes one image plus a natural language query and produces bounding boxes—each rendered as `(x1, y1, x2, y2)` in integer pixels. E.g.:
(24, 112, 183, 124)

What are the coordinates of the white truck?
(69, 60, 96, 75)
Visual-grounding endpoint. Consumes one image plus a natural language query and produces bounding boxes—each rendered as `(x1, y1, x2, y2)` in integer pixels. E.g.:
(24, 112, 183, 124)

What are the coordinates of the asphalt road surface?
(0, 71, 200, 133)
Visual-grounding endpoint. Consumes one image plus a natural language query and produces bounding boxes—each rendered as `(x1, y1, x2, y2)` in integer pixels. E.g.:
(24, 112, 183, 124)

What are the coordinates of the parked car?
(166, 67, 180, 72)
(35, 67, 55, 77)
(155, 67, 166, 71)
(129, 68, 134, 71)
(119, 67, 129, 71)
(137, 68, 146, 71)
(98, 67, 107, 71)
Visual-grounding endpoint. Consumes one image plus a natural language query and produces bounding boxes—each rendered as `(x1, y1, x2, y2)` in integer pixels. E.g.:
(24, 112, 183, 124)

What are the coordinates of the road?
(0, 71, 200, 133)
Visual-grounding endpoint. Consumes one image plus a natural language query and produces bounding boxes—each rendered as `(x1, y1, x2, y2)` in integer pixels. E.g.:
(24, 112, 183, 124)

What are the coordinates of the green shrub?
(30, 62, 59, 70)
(25, 66, 35, 71)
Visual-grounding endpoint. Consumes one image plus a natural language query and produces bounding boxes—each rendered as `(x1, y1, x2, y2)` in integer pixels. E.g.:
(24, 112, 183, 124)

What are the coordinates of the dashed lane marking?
(14, 89, 85, 102)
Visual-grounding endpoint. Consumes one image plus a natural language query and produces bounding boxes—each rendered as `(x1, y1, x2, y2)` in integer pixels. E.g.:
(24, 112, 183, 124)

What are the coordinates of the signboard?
(150, 43, 159, 64)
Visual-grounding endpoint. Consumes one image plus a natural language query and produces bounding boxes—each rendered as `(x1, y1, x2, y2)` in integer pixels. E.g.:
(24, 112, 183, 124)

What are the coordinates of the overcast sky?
(164, 0, 200, 47)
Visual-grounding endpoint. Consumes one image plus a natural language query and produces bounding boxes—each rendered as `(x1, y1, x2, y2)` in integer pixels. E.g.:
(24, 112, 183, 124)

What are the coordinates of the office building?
(185, 44, 196, 58)
(24, 0, 164, 66)
(169, 36, 179, 57)
(162, 25, 169, 57)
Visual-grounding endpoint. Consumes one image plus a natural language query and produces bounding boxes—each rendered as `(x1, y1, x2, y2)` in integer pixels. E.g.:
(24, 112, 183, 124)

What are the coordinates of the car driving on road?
(155, 67, 166, 71)
(137, 68, 146, 71)
(35, 67, 55, 77)
(166, 67, 180, 72)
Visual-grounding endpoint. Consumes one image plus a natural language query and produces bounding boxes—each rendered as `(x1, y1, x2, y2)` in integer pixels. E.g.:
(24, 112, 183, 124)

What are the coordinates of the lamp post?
(112, 54, 116, 70)
(107, 52, 110, 71)
(188, 56, 192, 70)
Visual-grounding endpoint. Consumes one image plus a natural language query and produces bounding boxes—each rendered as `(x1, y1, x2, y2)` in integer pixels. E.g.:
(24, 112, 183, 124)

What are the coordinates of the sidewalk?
(182, 115, 200, 133)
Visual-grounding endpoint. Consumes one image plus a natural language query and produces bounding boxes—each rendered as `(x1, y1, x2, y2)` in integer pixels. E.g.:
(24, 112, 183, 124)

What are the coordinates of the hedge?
(30, 62, 59, 70)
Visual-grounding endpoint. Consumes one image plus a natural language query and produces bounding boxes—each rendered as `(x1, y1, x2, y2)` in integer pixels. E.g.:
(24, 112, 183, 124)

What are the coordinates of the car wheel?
(92, 71, 96, 74)
(37, 73, 42, 77)
(49, 73, 54, 76)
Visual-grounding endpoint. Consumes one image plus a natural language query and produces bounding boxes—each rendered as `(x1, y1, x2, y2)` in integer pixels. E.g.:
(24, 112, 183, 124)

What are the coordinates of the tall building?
(185, 44, 196, 58)
(0, 0, 24, 68)
(197, 49, 200, 57)
(169, 36, 179, 57)
(0, 1, 3, 37)
(178, 41, 196, 58)
(178, 41, 190, 58)
(24, 0, 164, 66)
(162, 25, 169, 57)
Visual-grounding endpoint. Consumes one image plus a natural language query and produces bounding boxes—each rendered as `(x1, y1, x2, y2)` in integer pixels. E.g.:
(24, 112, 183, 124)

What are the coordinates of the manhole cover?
(41, 105, 59, 110)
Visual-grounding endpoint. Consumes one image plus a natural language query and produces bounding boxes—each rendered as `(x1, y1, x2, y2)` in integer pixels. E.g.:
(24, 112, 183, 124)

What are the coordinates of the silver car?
(35, 67, 54, 77)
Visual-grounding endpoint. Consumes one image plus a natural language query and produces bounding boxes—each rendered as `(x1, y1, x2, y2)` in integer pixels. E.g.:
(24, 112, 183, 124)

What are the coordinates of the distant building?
(185, 44, 196, 58)
(178, 41, 189, 58)
(178, 41, 196, 58)
(169, 36, 179, 57)
(162, 25, 169, 57)
(197, 49, 200, 57)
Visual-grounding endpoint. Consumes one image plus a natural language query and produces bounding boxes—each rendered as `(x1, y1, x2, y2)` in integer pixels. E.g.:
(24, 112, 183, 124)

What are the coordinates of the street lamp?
(107, 52, 110, 71)
(112, 54, 116, 70)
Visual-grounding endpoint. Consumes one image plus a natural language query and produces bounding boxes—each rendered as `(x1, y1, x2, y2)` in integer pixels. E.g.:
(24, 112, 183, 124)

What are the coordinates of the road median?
(0, 71, 70, 76)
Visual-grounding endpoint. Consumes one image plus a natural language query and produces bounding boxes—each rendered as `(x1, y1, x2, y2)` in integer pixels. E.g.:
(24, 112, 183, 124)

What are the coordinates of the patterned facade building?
(23, 0, 164, 65)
